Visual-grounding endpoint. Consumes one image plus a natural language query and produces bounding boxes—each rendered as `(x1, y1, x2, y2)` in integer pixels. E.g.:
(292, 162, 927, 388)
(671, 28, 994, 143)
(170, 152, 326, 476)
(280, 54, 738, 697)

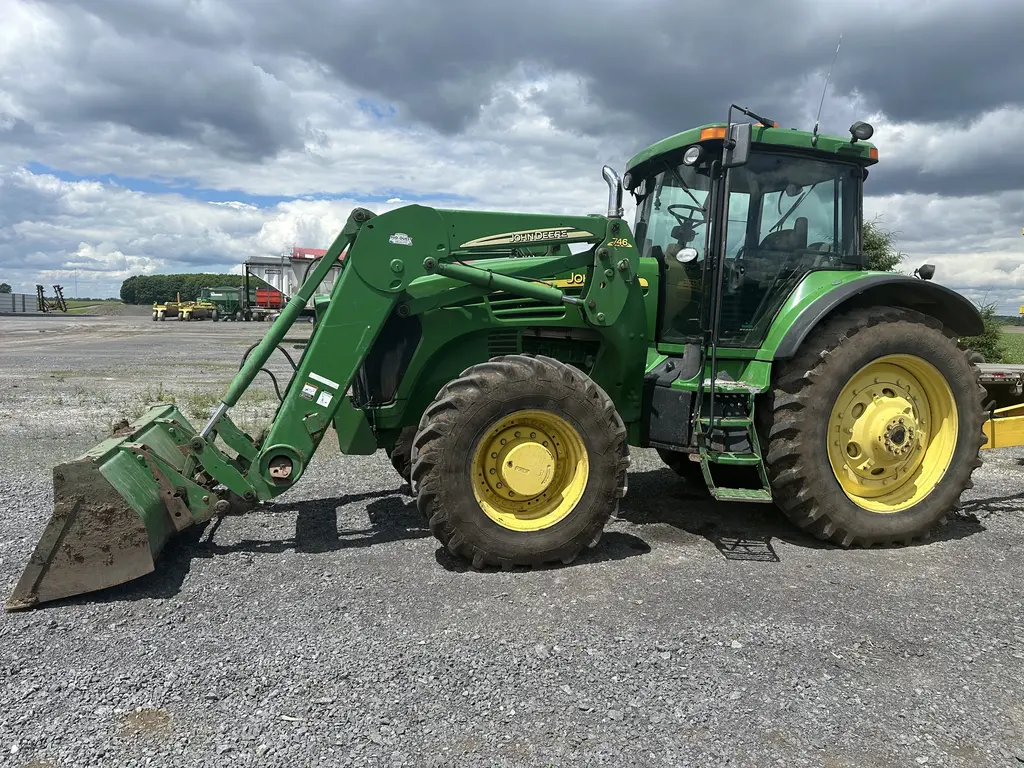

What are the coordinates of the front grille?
(487, 330, 520, 356)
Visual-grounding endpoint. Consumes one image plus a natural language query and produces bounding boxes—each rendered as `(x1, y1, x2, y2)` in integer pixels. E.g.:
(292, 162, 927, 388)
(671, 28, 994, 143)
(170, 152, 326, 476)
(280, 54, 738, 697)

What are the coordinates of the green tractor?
(8, 104, 987, 610)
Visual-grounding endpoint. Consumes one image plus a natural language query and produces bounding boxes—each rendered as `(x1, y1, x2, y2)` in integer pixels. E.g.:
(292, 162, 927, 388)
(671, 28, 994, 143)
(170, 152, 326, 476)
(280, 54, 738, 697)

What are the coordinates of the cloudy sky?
(2, 0, 1024, 310)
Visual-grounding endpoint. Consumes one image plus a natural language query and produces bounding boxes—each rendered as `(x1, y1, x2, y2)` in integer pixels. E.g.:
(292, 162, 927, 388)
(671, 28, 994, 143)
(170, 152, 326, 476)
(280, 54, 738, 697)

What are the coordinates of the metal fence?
(0, 293, 39, 314)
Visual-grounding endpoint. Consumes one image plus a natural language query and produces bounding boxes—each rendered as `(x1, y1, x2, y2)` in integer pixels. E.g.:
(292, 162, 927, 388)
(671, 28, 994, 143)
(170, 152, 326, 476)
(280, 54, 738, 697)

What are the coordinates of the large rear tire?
(411, 354, 629, 569)
(762, 306, 986, 547)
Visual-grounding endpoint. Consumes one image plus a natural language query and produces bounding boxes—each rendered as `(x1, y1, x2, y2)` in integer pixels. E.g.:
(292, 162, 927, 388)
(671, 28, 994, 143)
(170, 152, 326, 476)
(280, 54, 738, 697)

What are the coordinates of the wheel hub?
(837, 379, 926, 487)
(883, 418, 917, 457)
(499, 443, 555, 497)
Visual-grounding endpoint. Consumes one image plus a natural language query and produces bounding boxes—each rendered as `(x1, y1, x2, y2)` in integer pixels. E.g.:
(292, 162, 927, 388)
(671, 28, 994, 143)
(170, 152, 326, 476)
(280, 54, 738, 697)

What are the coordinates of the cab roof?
(625, 122, 878, 176)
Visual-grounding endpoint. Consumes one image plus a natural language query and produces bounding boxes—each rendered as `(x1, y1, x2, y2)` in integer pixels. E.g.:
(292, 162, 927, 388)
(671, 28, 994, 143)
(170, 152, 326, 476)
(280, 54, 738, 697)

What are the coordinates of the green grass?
(1000, 330, 1024, 364)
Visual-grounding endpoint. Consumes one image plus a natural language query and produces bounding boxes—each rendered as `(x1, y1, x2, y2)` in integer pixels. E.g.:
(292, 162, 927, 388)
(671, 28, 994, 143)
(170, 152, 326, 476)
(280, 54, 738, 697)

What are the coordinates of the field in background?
(1001, 327, 1024, 364)
(63, 299, 124, 315)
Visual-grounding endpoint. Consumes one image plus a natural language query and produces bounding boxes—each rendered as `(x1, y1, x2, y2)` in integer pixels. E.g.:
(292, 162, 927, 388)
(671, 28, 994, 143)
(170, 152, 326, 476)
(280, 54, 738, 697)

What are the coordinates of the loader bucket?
(6, 403, 210, 611)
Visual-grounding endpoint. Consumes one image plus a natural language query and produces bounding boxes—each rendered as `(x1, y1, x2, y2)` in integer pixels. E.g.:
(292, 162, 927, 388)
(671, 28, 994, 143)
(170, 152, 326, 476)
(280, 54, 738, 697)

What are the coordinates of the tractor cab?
(624, 114, 879, 349)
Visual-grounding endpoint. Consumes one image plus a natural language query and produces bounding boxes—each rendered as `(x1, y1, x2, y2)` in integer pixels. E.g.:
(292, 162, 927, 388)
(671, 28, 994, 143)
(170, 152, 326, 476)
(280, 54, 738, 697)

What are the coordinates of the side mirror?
(914, 264, 935, 281)
(675, 247, 699, 264)
(723, 122, 752, 168)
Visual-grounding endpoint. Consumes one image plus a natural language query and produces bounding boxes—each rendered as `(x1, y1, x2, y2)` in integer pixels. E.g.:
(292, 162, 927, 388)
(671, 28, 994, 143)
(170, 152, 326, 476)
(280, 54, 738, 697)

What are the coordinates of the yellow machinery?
(152, 295, 180, 321)
(178, 299, 218, 321)
(151, 293, 218, 321)
(983, 404, 1024, 449)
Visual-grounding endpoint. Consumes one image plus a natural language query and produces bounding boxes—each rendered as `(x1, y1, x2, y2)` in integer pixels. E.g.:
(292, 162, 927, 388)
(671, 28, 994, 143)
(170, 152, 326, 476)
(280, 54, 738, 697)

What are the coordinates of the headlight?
(849, 121, 874, 141)
(683, 145, 702, 166)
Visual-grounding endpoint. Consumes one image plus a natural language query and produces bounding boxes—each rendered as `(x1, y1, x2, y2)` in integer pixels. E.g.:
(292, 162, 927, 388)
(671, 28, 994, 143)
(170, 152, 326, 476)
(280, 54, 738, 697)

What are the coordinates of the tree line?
(119, 273, 245, 305)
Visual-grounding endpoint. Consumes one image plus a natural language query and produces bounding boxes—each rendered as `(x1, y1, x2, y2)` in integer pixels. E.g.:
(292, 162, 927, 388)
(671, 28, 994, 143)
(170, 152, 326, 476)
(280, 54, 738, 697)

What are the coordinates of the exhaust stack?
(602, 165, 623, 219)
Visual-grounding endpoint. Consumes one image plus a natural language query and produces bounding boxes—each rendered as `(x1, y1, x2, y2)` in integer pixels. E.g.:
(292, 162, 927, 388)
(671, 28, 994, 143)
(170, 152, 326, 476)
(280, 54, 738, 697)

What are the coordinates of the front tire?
(763, 306, 986, 547)
(412, 354, 629, 569)
(389, 426, 416, 484)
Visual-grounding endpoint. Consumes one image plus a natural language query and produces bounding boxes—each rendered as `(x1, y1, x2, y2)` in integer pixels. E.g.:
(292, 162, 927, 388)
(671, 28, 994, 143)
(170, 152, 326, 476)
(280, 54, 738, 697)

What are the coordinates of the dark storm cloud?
(232, 0, 1022, 140)
(40, 0, 1024, 141)
(0, 117, 40, 147)
(19, 2, 300, 161)
(828, 7, 1024, 127)
(241, 0, 823, 140)
(866, 155, 1024, 198)
(24, 0, 1024, 197)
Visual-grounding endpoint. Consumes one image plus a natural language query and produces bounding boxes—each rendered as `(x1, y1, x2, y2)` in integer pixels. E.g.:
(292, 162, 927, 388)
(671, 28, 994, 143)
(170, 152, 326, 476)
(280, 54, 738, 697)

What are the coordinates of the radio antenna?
(811, 32, 842, 147)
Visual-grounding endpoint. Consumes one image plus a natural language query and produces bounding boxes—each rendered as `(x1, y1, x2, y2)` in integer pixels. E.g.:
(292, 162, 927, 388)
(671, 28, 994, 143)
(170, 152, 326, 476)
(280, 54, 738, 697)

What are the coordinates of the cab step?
(710, 487, 774, 503)
(704, 452, 761, 465)
(697, 417, 752, 428)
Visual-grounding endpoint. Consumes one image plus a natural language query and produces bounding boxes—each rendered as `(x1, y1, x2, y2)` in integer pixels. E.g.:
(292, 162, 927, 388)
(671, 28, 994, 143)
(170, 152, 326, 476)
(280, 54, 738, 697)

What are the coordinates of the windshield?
(634, 163, 711, 264)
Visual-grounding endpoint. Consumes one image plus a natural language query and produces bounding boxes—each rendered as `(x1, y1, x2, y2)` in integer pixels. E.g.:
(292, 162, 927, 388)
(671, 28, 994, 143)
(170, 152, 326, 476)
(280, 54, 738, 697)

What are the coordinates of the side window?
(638, 167, 713, 346)
(759, 181, 837, 253)
(723, 193, 751, 258)
(636, 174, 710, 265)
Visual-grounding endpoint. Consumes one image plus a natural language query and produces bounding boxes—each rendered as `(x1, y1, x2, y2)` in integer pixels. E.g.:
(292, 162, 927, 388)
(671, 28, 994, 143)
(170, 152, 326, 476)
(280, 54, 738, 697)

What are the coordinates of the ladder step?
(705, 453, 762, 465)
(711, 487, 774, 503)
(702, 380, 763, 394)
(698, 417, 752, 428)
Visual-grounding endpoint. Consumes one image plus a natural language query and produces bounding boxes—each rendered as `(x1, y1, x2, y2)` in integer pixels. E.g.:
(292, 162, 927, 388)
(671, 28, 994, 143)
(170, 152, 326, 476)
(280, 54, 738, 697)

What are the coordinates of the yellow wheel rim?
(471, 409, 589, 532)
(826, 354, 958, 513)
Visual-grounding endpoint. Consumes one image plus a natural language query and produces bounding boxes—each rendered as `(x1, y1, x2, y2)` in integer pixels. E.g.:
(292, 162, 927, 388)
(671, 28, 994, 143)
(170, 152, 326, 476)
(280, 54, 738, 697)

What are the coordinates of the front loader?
(7, 105, 997, 610)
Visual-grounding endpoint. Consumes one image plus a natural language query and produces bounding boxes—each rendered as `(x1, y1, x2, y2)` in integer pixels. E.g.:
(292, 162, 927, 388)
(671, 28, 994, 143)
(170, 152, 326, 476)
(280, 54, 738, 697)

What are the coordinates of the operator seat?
(758, 216, 808, 252)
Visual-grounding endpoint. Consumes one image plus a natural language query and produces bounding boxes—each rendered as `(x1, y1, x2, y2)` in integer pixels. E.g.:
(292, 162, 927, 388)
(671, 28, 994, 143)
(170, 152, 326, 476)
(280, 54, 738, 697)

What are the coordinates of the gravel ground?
(1, 312, 1023, 768)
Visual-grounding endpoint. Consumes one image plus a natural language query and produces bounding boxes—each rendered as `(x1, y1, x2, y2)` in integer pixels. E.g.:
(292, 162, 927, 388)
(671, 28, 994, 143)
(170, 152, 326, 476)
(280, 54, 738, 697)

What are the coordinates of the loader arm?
(207, 204, 641, 498)
(8, 203, 646, 610)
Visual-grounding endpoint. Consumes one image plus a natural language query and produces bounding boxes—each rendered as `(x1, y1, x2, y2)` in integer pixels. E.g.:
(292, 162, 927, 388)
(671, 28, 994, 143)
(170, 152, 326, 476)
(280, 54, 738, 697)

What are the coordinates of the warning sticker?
(316, 390, 333, 408)
(301, 383, 317, 400)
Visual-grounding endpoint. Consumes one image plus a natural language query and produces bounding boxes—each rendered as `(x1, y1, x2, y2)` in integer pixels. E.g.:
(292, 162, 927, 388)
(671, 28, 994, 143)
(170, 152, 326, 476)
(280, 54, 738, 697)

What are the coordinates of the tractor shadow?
(957, 491, 1024, 522)
(432, 531, 652, 573)
(32, 468, 993, 610)
(195, 486, 429, 558)
(609, 467, 988, 563)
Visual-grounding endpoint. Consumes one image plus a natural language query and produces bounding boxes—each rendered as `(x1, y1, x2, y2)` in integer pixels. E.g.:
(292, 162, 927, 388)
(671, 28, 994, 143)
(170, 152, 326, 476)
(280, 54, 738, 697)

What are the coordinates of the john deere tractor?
(8, 104, 988, 611)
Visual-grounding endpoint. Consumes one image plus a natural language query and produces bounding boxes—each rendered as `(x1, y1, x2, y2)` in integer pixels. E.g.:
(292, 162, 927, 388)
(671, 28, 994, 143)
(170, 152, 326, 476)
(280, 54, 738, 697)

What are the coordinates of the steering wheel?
(667, 203, 705, 226)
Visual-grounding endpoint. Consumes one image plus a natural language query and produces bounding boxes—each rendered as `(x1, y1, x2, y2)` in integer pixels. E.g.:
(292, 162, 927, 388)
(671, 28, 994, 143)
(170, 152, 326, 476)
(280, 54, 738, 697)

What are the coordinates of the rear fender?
(770, 274, 984, 360)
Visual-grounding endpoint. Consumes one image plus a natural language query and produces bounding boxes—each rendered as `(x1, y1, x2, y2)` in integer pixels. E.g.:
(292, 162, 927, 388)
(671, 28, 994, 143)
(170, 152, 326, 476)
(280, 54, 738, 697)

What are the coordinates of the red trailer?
(255, 287, 284, 309)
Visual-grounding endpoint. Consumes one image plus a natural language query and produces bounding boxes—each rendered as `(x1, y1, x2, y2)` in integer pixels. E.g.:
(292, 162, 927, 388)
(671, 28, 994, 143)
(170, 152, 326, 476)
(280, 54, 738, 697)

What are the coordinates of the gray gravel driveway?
(1, 313, 1022, 767)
